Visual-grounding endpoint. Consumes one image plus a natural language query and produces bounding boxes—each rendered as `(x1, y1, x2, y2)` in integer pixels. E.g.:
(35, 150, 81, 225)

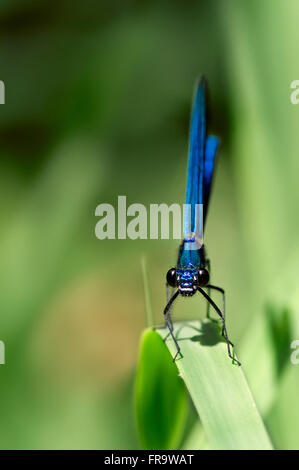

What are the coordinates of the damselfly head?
(166, 267, 209, 295)
(166, 267, 209, 296)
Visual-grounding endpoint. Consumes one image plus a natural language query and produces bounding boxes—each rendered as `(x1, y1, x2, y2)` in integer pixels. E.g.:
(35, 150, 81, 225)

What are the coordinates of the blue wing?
(183, 77, 206, 239)
(203, 135, 220, 225)
(179, 79, 219, 268)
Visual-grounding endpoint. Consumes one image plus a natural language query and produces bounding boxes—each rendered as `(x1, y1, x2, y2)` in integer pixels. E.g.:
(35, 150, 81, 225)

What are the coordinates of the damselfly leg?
(163, 289, 181, 361)
(198, 286, 241, 366)
(206, 258, 211, 318)
(163, 283, 173, 342)
(206, 284, 228, 339)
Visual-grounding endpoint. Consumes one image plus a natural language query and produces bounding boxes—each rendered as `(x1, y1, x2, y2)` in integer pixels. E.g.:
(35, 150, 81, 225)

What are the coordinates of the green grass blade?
(140, 256, 154, 327)
(157, 320, 273, 450)
(135, 329, 188, 450)
(182, 422, 210, 450)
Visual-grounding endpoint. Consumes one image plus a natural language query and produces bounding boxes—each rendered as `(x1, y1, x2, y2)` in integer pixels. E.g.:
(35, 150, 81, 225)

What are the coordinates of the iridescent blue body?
(175, 245, 206, 296)
(177, 77, 219, 296)
(164, 77, 240, 365)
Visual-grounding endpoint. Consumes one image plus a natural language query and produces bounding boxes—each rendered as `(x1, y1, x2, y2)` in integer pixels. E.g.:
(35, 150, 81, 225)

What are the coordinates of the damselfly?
(164, 77, 240, 366)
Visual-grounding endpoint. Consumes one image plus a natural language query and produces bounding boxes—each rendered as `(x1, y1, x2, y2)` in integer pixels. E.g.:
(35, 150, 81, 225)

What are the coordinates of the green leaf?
(157, 320, 273, 450)
(182, 422, 210, 450)
(240, 304, 292, 416)
(135, 329, 188, 450)
(140, 256, 154, 327)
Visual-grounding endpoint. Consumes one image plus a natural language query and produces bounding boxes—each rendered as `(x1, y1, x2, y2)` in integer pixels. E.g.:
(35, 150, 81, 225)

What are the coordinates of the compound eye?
(197, 268, 210, 287)
(166, 268, 177, 287)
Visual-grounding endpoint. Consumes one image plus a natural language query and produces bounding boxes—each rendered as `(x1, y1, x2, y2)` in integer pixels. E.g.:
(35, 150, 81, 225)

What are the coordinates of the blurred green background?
(0, 0, 299, 449)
